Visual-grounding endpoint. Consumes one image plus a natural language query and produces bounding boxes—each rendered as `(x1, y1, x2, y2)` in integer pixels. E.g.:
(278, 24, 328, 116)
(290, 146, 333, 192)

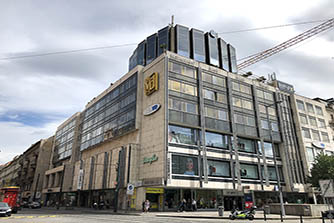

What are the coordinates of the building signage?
(143, 154, 158, 164)
(312, 142, 325, 149)
(127, 183, 134, 195)
(223, 189, 244, 196)
(144, 72, 159, 96)
(143, 104, 161, 116)
(77, 169, 84, 190)
(146, 188, 164, 194)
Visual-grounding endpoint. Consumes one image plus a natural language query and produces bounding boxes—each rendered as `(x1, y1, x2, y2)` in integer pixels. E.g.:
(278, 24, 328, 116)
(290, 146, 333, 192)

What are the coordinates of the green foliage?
(308, 153, 334, 187)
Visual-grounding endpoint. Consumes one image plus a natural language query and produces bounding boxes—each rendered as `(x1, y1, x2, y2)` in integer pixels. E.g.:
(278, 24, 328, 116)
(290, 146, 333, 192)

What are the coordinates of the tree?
(308, 153, 334, 187)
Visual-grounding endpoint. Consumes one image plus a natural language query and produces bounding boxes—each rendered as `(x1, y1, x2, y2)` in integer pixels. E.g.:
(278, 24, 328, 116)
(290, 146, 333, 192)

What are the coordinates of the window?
(191, 29, 205, 62)
(202, 72, 226, 87)
(205, 107, 229, 121)
(309, 116, 317, 127)
(315, 106, 323, 116)
(307, 147, 315, 162)
(312, 130, 321, 141)
(168, 98, 198, 114)
(172, 155, 198, 176)
(232, 97, 253, 110)
(262, 166, 280, 181)
(321, 132, 330, 142)
(302, 128, 311, 139)
(169, 62, 197, 79)
(258, 142, 274, 158)
(257, 89, 273, 101)
(318, 119, 326, 128)
(239, 164, 259, 179)
(176, 25, 190, 58)
(271, 122, 279, 132)
(232, 82, 251, 94)
(206, 33, 219, 66)
(207, 160, 230, 177)
(203, 89, 215, 100)
(168, 125, 197, 145)
(168, 80, 197, 96)
(205, 132, 228, 149)
(325, 150, 334, 156)
(234, 114, 255, 126)
(299, 113, 308, 125)
(219, 38, 229, 71)
(306, 103, 314, 114)
(237, 138, 256, 153)
(228, 44, 237, 73)
(296, 100, 305, 111)
(146, 34, 157, 65)
(261, 120, 269, 129)
(158, 26, 169, 56)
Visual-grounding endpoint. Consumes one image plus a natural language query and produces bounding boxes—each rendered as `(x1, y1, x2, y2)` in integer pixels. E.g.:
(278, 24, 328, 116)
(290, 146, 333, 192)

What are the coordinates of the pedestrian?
(192, 199, 197, 211)
(144, 200, 150, 213)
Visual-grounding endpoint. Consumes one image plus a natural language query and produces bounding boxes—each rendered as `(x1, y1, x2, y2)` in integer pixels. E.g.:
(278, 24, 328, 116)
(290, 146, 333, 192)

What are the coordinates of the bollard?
(280, 210, 283, 222)
(264, 209, 267, 221)
(300, 215, 303, 223)
(322, 212, 325, 223)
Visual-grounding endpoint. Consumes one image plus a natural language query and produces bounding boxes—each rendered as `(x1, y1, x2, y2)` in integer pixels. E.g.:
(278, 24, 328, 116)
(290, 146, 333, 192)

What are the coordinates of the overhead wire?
(0, 19, 330, 61)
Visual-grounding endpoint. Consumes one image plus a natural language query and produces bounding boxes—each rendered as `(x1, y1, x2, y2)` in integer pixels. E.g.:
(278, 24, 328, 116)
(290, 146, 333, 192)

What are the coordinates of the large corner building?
(70, 24, 310, 211)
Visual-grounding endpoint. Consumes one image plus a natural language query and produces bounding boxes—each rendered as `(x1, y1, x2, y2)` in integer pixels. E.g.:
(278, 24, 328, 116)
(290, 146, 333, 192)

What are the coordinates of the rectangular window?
(309, 116, 317, 127)
(234, 114, 255, 126)
(307, 147, 315, 162)
(207, 160, 230, 177)
(302, 128, 311, 139)
(312, 130, 321, 141)
(271, 122, 279, 132)
(168, 80, 197, 96)
(205, 131, 228, 149)
(204, 89, 215, 100)
(218, 38, 229, 71)
(190, 28, 205, 62)
(205, 107, 228, 121)
(321, 132, 330, 142)
(239, 163, 259, 179)
(205, 33, 219, 66)
(175, 25, 190, 58)
(237, 138, 256, 153)
(168, 125, 197, 145)
(232, 82, 251, 94)
(262, 166, 278, 181)
(169, 62, 197, 79)
(172, 155, 198, 176)
(315, 106, 323, 116)
(216, 93, 227, 104)
(299, 113, 308, 125)
(157, 26, 169, 56)
(146, 33, 157, 65)
(261, 120, 269, 130)
(306, 103, 315, 114)
(318, 119, 326, 128)
(168, 98, 198, 114)
(227, 44, 237, 73)
(297, 100, 305, 111)
(258, 142, 274, 158)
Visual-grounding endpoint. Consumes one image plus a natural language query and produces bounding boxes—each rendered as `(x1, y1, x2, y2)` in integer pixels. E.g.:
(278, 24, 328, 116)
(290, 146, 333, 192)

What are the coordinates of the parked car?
(21, 201, 29, 208)
(322, 210, 334, 219)
(0, 202, 12, 217)
(28, 202, 41, 209)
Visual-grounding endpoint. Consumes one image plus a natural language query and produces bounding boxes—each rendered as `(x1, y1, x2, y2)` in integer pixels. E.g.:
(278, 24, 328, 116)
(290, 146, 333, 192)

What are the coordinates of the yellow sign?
(146, 188, 164, 194)
(144, 72, 159, 96)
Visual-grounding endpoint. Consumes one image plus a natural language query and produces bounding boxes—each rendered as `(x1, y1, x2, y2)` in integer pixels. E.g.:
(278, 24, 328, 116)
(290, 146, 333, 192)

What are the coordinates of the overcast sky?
(0, 0, 333, 164)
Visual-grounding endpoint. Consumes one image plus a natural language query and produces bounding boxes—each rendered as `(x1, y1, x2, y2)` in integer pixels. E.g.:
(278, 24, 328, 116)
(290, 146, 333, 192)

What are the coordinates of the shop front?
(164, 188, 243, 211)
(145, 188, 164, 211)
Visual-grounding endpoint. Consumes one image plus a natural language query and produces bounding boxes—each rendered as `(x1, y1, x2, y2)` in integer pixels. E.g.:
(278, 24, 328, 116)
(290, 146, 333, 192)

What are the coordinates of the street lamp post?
(265, 101, 285, 216)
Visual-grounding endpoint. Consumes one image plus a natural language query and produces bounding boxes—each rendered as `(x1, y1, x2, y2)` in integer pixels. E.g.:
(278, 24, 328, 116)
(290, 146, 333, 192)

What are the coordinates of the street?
(0, 208, 329, 223)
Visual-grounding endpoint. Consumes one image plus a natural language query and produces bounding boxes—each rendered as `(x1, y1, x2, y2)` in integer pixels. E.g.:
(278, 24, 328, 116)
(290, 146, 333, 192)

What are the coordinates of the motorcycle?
(229, 206, 256, 220)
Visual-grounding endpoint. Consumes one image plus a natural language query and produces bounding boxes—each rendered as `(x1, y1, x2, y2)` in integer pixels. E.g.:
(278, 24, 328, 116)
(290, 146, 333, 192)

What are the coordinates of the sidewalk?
(26, 207, 322, 220)
(154, 210, 322, 220)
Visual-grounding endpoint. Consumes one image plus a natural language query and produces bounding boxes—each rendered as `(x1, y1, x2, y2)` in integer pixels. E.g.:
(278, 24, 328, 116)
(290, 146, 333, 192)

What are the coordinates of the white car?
(0, 202, 12, 217)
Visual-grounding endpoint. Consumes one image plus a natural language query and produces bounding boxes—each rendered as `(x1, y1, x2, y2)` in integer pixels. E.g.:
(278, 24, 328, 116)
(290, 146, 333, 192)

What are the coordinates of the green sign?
(143, 154, 158, 164)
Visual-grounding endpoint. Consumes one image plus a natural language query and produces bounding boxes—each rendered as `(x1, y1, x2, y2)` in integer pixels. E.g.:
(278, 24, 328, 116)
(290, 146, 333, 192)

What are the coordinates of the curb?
(156, 214, 322, 220)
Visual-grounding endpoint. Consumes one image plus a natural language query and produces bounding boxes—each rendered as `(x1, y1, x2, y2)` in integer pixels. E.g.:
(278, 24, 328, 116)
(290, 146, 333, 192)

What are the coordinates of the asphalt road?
(0, 208, 329, 223)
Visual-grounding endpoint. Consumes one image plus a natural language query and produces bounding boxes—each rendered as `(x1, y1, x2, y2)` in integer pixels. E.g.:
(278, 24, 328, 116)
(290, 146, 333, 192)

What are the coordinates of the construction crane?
(237, 18, 334, 70)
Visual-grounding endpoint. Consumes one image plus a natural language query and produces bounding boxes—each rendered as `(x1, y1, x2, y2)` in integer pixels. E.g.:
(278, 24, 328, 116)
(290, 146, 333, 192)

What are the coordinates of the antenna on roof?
(171, 15, 174, 26)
